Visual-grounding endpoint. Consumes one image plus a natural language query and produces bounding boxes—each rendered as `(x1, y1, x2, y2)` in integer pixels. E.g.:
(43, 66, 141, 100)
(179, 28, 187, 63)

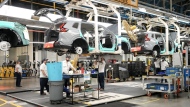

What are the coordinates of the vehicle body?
(129, 31, 162, 56)
(107, 24, 162, 56)
(0, 21, 30, 47)
(43, 20, 131, 55)
(122, 31, 177, 56)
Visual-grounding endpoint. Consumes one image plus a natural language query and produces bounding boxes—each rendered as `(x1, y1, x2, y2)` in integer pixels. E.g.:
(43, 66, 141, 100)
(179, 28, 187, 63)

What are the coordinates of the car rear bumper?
(131, 46, 152, 53)
(44, 41, 71, 50)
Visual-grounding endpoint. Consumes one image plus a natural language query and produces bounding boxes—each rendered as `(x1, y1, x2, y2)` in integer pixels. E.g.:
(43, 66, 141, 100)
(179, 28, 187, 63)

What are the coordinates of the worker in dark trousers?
(39, 58, 49, 95)
(15, 61, 22, 87)
(98, 57, 106, 91)
(62, 55, 77, 98)
(161, 57, 168, 83)
(154, 58, 161, 75)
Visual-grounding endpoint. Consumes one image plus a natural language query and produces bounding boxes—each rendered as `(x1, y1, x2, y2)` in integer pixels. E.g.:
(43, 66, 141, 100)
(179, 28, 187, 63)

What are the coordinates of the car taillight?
(60, 23, 68, 32)
(145, 34, 150, 41)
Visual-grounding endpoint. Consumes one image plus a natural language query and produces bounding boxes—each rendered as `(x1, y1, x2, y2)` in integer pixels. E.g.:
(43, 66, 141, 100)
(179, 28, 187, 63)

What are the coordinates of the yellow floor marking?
(73, 99, 91, 106)
(138, 98, 160, 105)
(0, 103, 6, 106)
(0, 99, 22, 107)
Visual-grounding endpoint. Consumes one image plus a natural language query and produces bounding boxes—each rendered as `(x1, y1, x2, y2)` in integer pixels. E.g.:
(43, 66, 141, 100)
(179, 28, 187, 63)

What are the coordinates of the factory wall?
(9, 32, 33, 62)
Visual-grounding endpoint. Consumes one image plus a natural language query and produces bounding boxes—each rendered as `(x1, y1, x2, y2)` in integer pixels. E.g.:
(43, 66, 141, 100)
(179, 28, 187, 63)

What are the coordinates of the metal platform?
(0, 78, 147, 106)
(5, 81, 146, 107)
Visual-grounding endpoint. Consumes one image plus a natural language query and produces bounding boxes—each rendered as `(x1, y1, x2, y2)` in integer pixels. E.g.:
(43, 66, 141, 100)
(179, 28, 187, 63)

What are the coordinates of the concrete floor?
(93, 92, 190, 107)
(0, 95, 34, 107)
(0, 78, 190, 107)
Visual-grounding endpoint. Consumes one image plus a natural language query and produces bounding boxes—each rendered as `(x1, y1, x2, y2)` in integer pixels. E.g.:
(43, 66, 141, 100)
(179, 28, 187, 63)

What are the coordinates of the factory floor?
(0, 77, 189, 107)
(93, 92, 190, 107)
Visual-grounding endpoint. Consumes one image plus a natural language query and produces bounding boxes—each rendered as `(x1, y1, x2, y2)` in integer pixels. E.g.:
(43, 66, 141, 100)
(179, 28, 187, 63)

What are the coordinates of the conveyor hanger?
(65, 0, 122, 54)
(167, 17, 181, 52)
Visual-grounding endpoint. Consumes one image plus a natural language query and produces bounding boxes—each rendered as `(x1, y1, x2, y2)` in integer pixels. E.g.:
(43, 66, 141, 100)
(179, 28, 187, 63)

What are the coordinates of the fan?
(122, 20, 138, 42)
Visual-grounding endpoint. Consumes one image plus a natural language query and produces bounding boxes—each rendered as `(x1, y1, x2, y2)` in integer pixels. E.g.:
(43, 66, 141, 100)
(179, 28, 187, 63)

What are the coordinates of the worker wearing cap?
(161, 57, 168, 83)
(39, 58, 49, 95)
(97, 57, 106, 91)
(15, 60, 22, 87)
(62, 55, 77, 97)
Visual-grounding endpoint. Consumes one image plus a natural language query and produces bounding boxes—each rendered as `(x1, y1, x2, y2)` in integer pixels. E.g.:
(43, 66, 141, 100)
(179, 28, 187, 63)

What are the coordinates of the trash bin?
(49, 81, 64, 104)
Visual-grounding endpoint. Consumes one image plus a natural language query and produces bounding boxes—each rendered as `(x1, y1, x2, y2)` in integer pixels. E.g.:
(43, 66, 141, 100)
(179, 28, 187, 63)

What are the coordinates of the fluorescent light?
(178, 19, 189, 24)
(139, 8, 146, 12)
(155, 9, 160, 11)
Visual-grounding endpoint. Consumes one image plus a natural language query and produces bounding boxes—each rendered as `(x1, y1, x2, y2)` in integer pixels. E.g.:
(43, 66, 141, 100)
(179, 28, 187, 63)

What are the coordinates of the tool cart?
(142, 67, 183, 99)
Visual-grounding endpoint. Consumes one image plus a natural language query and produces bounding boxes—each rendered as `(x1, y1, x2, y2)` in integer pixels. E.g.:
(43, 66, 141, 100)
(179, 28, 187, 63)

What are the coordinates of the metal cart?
(142, 72, 183, 99)
(105, 65, 118, 82)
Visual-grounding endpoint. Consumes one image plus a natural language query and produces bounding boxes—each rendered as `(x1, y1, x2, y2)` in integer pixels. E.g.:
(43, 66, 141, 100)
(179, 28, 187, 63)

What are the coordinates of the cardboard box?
(70, 86, 80, 93)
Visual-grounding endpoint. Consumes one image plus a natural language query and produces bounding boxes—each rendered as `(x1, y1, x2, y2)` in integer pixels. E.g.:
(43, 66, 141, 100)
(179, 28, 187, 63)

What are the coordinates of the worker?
(15, 61, 22, 87)
(62, 55, 77, 97)
(160, 57, 168, 83)
(39, 58, 49, 95)
(95, 57, 106, 91)
(154, 58, 161, 75)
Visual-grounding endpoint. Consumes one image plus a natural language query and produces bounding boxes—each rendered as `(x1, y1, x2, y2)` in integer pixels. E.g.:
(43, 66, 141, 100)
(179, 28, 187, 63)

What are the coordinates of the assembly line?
(0, 0, 190, 107)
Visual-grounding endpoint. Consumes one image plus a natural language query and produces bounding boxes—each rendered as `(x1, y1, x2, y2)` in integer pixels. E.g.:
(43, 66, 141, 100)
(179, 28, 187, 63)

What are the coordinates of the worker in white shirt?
(15, 61, 22, 87)
(39, 58, 49, 95)
(97, 57, 106, 91)
(161, 57, 169, 83)
(62, 55, 77, 97)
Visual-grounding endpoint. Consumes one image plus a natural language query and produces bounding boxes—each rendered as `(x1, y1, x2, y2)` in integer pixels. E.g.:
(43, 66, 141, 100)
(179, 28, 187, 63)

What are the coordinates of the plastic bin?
(147, 83, 174, 91)
(47, 62, 62, 81)
(146, 83, 159, 89)
(166, 67, 181, 76)
(157, 84, 174, 91)
(49, 81, 64, 103)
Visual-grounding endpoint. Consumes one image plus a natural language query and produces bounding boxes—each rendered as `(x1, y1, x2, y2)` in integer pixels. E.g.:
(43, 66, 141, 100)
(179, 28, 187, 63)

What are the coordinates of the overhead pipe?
(139, 1, 190, 19)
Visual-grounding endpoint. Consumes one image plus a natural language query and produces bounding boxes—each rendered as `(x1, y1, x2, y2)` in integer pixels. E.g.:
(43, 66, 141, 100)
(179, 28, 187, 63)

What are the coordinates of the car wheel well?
(153, 45, 160, 56)
(121, 42, 129, 54)
(72, 38, 88, 53)
(0, 29, 19, 47)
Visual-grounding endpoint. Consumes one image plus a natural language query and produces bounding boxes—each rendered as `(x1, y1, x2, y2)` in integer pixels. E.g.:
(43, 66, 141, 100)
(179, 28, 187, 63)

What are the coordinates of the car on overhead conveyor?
(43, 20, 131, 55)
(0, 21, 30, 47)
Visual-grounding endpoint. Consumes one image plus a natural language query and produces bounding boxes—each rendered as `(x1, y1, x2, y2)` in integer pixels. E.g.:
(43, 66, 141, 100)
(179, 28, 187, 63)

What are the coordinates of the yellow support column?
(53, 2, 56, 14)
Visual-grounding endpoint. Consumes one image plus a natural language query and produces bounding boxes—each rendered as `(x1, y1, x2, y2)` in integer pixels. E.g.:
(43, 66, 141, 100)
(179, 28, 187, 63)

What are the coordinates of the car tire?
(152, 50, 159, 57)
(75, 46, 83, 54)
